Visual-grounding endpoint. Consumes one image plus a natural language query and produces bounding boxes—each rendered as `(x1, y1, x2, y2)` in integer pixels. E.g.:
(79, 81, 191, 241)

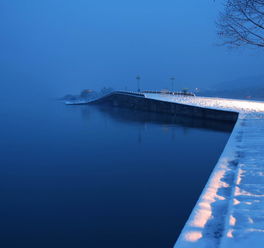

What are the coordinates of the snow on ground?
(144, 93, 264, 248)
(221, 117, 264, 248)
(144, 93, 264, 118)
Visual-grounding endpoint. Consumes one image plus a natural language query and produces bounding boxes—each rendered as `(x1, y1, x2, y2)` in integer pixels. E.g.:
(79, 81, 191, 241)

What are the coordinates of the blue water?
(0, 99, 233, 248)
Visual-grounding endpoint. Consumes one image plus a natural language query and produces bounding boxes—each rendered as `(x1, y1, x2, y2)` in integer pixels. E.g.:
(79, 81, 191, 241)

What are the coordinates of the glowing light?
(190, 169, 228, 228)
(227, 229, 234, 238)
(230, 215, 236, 226)
(184, 231, 202, 242)
(236, 168, 244, 185)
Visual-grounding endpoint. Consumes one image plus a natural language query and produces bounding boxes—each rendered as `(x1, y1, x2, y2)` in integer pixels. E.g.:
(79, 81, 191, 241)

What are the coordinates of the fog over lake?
(1, 0, 263, 97)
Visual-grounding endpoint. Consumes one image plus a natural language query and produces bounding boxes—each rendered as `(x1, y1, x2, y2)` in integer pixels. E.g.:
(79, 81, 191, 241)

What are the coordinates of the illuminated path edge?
(91, 92, 264, 248)
(144, 93, 264, 248)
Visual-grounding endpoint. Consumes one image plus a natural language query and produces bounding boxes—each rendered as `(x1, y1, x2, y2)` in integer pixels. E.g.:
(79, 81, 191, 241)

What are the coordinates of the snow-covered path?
(221, 117, 264, 248)
(144, 94, 264, 248)
(144, 93, 264, 117)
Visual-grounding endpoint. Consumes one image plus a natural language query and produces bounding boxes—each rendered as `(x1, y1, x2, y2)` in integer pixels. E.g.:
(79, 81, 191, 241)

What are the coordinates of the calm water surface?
(0, 98, 234, 248)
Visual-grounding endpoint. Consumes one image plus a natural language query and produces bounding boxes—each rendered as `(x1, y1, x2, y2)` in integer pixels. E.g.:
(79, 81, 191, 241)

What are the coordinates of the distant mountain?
(215, 74, 264, 90)
(198, 75, 264, 100)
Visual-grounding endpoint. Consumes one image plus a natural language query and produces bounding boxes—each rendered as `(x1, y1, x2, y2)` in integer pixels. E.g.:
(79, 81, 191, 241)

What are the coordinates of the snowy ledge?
(143, 94, 264, 248)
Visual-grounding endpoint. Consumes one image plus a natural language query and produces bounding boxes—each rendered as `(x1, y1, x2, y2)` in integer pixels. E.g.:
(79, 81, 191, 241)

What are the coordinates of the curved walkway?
(144, 94, 264, 248)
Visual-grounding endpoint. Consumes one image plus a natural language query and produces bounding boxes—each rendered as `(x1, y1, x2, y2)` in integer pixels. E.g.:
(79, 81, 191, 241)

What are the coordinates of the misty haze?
(1, 1, 264, 248)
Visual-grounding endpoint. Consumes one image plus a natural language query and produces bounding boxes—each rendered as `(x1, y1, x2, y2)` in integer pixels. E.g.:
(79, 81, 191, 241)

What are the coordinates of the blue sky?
(0, 0, 263, 96)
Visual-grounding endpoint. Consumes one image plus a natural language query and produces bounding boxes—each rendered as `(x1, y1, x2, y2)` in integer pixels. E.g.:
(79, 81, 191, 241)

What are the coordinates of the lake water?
(0, 98, 234, 248)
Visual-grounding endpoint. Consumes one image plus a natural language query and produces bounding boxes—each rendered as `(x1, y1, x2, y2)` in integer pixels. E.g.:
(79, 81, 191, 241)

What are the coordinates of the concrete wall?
(91, 92, 239, 123)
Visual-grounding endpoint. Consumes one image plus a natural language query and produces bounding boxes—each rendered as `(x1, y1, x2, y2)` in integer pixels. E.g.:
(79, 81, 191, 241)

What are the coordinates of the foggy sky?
(0, 0, 263, 97)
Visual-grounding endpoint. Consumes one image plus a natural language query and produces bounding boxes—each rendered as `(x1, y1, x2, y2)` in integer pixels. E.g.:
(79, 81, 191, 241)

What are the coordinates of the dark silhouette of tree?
(217, 0, 264, 48)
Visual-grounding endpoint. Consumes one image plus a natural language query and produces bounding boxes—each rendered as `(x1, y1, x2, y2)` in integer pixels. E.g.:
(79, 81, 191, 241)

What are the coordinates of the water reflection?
(79, 105, 235, 133)
(0, 102, 234, 248)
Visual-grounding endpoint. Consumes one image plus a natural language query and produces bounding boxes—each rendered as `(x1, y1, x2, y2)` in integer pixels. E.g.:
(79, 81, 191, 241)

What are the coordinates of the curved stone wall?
(91, 92, 238, 123)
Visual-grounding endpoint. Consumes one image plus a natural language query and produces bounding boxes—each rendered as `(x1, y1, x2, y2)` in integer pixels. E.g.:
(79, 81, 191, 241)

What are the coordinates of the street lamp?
(136, 75, 141, 92)
(170, 77, 175, 92)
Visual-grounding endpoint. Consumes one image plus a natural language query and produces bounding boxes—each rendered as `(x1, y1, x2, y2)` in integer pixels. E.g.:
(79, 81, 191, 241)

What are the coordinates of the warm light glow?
(233, 198, 240, 205)
(229, 215, 236, 226)
(227, 229, 234, 238)
(190, 209, 212, 228)
(190, 169, 228, 228)
(236, 168, 243, 185)
(184, 231, 202, 242)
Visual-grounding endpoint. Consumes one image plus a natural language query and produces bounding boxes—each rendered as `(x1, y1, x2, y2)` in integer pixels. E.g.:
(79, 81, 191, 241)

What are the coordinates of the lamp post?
(170, 77, 175, 92)
(136, 75, 141, 92)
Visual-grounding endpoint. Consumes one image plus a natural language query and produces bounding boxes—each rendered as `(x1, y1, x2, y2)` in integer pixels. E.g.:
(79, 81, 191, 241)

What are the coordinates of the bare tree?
(217, 0, 264, 48)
